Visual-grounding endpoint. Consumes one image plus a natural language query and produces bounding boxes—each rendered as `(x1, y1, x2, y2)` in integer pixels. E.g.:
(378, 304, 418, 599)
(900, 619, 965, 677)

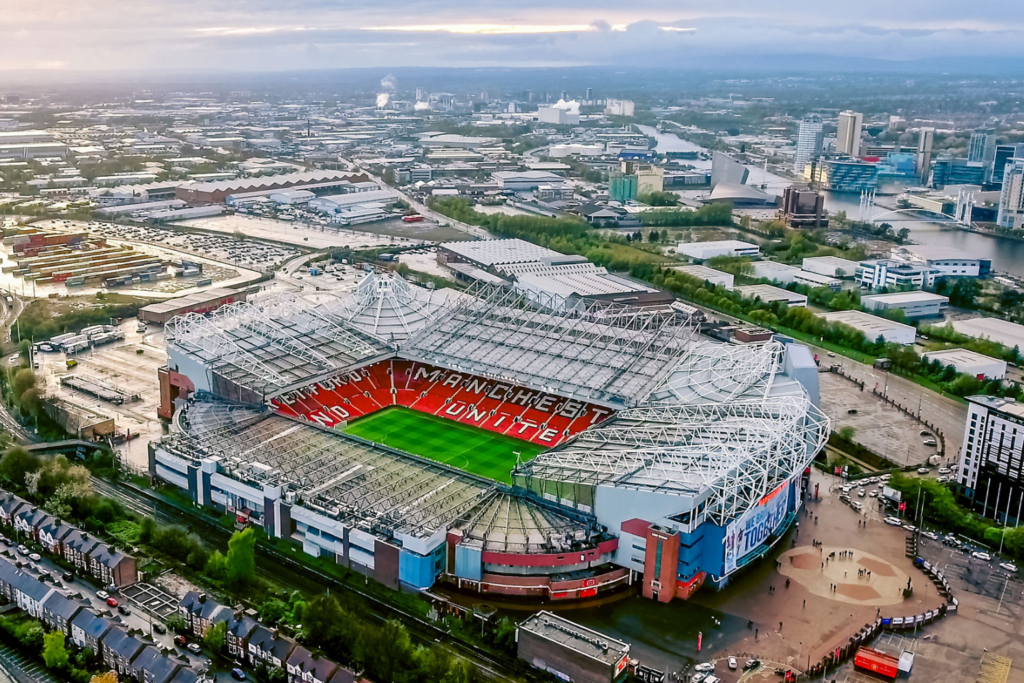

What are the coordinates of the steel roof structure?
(322, 273, 459, 343)
(514, 341, 829, 526)
(399, 282, 696, 408)
(165, 398, 599, 551)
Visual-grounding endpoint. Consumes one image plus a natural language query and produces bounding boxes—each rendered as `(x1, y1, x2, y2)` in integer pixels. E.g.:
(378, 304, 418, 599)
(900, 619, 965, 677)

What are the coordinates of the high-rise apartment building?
(917, 128, 935, 185)
(993, 144, 1024, 186)
(794, 115, 823, 174)
(957, 396, 1024, 523)
(998, 158, 1024, 228)
(968, 128, 997, 166)
(836, 111, 863, 157)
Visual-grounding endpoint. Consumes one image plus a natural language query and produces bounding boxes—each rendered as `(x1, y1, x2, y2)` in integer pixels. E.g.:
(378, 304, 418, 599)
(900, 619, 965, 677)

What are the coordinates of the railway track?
(92, 477, 522, 682)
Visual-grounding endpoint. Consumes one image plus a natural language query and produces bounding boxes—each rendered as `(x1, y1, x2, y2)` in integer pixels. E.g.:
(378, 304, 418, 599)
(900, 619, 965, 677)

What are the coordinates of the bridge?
(869, 208, 957, 224)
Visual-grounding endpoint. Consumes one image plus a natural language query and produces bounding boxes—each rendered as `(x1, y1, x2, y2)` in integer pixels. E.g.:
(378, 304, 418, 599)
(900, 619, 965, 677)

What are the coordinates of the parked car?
(117, 604, 130, 616)
(106, 597, 118, 608)
(1000, 562, 1018, 572)
(61, 572, 74, 582)
(694, 663, 715, 673)
(857, 489, 866, 497)
(851, 501, 864, 511)
(938, 468, 952, 475)
(744, 659, 762, 671)
(869, 490, 879, 498)
(27, 552, 41, 562)
(972, 551, 992, 562)
(885, 517, 902, 526)
(174, 635, 186, 647)
(16, 545, 28, 556)
(728, 657, 738, 670)
(152, 623, 166, 635)
(187, 643, 202, 655)
(97, 591, 109, 601)
(231, 669, 247, 681)
(917, 467, 930, 474)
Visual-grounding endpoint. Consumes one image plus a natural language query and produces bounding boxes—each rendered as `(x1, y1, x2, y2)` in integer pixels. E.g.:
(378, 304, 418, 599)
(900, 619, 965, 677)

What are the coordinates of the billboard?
(723, 481, 791, 574)
(882, 485, 902, 502)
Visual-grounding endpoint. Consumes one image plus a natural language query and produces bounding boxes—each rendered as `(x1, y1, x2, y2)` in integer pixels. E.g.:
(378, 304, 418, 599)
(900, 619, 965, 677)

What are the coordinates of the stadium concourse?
(151, 271, 828, 603)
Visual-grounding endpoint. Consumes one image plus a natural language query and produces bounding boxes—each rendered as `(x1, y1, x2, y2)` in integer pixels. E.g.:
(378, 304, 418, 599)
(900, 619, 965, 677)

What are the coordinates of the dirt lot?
(819, 370, 942, 468)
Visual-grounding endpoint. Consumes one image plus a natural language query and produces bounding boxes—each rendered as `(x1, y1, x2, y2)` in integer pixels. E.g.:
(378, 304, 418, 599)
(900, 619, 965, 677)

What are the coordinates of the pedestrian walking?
(803, 599, 806, 608)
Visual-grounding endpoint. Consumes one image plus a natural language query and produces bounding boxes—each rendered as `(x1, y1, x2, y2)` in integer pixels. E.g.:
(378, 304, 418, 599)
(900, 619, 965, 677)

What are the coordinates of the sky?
(2, 0, 1023, 73)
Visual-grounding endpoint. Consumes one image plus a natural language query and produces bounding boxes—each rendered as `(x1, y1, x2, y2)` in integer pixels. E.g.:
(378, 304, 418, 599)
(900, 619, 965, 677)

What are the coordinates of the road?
(92, 479, 522, 682)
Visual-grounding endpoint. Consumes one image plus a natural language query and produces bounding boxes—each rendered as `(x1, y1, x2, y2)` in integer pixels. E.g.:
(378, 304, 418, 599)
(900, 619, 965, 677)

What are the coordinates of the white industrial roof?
(922, 348, 1004, 368)
(674, 265, 733, 280)
(896, 245, 982, 261)
(952, 317, 1024, 349)
(862, 291, 949, 305)
(310, 189, 397, 207)
(803, 255, 859, 268)
(515, 270, 655, 298)
(440, 238, 562, 267)
(823, 310, 915, 335)
(682, 239, 758, 250)
(735, 284, 807, 303)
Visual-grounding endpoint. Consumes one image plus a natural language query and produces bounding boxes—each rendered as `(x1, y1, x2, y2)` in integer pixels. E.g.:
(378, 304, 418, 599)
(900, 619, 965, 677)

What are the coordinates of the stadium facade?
(152, 272, 828, 603)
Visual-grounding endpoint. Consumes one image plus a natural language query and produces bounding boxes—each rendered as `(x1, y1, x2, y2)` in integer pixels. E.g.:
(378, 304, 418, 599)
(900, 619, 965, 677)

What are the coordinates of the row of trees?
(298, 594, 477, 683)
(886, 474, 1024, 559)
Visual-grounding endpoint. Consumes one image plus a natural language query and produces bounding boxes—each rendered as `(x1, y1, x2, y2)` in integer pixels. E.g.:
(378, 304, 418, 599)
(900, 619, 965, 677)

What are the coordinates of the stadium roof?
(166, 291, 392, 395)
(515, 341, 829, 526)
(399, 283, 696, 407)
(165, 399, 598, 550)
(322, 272, 459, 342)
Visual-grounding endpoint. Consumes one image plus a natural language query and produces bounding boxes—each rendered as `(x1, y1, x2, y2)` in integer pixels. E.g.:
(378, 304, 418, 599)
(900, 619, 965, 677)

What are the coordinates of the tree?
(89, 673, 119, 683)
(138, 516, 156, 544)
(205, 550, 228, 581)
(361, 619, 416, 683)
(837, 425, 856, 441)
(166, 614, 189, 635)
(43, 630, 69, 670)
(203, 620, 227, 654)
(0, 447, 40, 487)
(226, 527, 256, 587)
(302, 594, 344, 645)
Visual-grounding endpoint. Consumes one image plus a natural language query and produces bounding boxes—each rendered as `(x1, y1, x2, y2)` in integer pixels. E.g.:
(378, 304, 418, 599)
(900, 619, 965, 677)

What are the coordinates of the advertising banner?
(723, 481, 791, 573)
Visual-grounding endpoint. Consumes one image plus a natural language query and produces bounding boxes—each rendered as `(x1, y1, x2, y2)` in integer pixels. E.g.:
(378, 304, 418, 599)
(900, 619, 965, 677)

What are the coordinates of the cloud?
(0, 0, 1023, 71)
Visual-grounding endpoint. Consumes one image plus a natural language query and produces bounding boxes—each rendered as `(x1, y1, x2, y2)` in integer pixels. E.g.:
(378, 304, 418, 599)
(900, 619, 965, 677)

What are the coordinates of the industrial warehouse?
(149, 270, 828, 603)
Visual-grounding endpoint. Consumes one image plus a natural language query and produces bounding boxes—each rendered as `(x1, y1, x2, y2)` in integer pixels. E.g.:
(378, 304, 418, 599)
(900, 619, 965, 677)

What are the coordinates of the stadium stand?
(271, 360, 614, 446)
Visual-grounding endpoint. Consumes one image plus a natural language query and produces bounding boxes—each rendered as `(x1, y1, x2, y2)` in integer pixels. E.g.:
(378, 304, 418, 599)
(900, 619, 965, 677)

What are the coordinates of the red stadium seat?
(272, 360, 615, 447)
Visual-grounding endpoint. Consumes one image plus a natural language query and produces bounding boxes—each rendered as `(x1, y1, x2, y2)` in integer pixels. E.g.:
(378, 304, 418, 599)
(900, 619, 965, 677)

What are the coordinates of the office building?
(822, 310, 917, 345)
(998, 159, 1024, 228)
(931, 157, 986, 189)
(861, 291, 949, 319)
(836, 111, 864, 157)
(779, 188, 827, 228)
(968, 128, 997, 169)
(517, 612, 630, 683)
(890, 246, 991, 278)
(856, 259, 939, 289)
(917, 128, 935, 185)
(993, 144, 1024, 186)
(794, 115, 824, 173)
(806, 159, 878, 192)
(957, 396, 1024, 523)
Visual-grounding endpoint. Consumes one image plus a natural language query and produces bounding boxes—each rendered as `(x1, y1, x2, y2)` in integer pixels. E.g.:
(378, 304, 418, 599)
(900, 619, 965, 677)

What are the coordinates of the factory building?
(735, 284, 808, 307)
(921, 349, 1006, 380)
(177, 171, 369, 205)
(822, 310, 916, 345)
(861, 291, 949, 319)
(802, 256, 859, 279)
(672, 265, 734, 289)
(677, 240, 760, 261)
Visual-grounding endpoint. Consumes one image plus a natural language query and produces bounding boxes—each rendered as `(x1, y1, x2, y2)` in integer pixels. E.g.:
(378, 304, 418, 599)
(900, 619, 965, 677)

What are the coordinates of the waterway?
(640, 124, 1024, 278)
(821, 192, 1024, 278)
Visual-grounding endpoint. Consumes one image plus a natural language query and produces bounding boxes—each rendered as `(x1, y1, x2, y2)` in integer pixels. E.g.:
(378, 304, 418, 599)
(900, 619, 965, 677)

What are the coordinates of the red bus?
(402, 215, 424, 223)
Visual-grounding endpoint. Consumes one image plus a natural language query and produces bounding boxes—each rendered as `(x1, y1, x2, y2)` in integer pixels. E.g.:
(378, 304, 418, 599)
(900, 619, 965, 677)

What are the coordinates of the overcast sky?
(2, 0, 1022, 73)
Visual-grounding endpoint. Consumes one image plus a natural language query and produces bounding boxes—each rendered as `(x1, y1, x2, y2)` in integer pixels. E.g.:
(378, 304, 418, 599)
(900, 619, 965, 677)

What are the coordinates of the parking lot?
(819, 371, 945, 468)
(84, 221, 303, 272)
(177, 213, 415, 250)
(38, 322, 167, 471)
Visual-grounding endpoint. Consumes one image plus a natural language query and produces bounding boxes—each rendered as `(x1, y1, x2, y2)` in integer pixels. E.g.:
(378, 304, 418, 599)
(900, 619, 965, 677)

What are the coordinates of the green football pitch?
(343, 407, 546, 483)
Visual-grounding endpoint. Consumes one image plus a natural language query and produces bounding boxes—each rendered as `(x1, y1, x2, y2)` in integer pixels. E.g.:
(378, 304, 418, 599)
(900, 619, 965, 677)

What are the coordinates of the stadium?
(151, 272, 828, 603)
